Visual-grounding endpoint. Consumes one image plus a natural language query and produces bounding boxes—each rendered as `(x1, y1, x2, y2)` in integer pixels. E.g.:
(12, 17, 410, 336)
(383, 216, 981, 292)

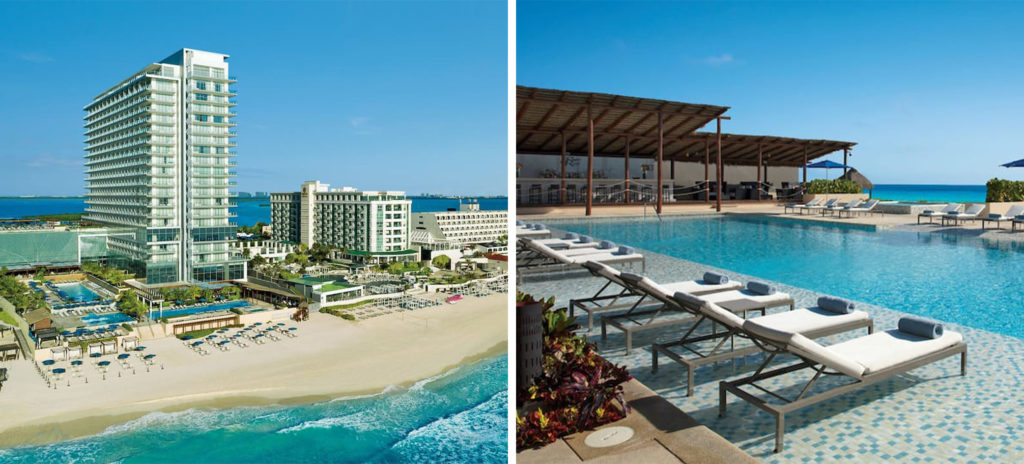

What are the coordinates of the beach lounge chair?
(783, 198, 820, 214)
(799, 198, 837, 214)
(1011, 214, 1024, 232)
(836, 199, 880, 218)
(651, 292, 873, 396)
(822, 199, 861, 216)
(981, 205, 1024, 229)
(941, 203, 985, 226)
(601, 275, 793, 355)
(569, 261, 744, 333)
(718, 313, 966, 452)
(917, 203, 960, 224)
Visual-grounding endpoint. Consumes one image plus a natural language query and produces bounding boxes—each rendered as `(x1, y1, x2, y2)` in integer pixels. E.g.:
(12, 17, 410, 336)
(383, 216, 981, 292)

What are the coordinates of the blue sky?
(0, 1, 506, 196)
(518, 1, 1024, 185)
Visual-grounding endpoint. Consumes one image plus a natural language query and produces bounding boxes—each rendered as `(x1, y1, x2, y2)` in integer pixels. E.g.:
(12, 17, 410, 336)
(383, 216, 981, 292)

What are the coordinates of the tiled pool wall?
(518, 225, 1024, 463)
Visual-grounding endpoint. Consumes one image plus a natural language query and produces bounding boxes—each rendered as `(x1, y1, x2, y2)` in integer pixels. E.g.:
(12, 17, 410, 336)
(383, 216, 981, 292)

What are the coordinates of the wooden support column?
(624, 137, 631, 205)
(756, 144, 763, 201)
(802, 145, 808, 184)
(704, 140, 710, 204)
(716, 118, 723, 212)
(843, 147, 850, 176)
(586, 104, 594, 216)
(559, 132, 566, 205)
(656, 110, 664, 214)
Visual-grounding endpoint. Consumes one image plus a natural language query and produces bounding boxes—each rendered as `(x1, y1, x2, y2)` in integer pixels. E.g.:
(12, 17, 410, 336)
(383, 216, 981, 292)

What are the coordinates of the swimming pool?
(55, 282, 100, 302)
(556, 214, 1024, 339)
(81, 312, 133, 326)
(155, 300, 251, 320)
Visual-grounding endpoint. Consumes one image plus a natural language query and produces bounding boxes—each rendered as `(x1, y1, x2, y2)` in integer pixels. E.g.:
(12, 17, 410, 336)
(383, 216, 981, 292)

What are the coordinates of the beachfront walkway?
(519, 236, 1024, 462)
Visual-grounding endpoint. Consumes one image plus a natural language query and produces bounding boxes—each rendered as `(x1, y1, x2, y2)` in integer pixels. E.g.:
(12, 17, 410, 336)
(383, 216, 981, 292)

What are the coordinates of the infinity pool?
(557, 215, 1024, 339)
(156, 300, 251, 320)
(56, 282, 100, 302)
(81, 312, 133, 326)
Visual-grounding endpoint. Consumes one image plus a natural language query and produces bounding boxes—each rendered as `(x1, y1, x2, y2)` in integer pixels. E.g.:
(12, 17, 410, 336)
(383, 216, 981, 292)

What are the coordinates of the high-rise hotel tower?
(84, 49, 246, 284)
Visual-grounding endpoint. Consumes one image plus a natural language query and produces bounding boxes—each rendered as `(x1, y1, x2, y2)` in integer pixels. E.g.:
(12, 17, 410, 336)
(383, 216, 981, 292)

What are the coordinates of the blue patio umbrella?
(805, 160, 852, 198)
(1000, 158, 1024, 167)
(192, 341, 203, 346)
(90, 353, 101, 358)
(117, 354, 129, 360)
(136, 346, 146, 351)
(144, 354, 155, 360)
(42, 360, 55, 366)
(52, 368, 65, 374)
(98, 361, 110, 367)
(71, 360, 83, 366)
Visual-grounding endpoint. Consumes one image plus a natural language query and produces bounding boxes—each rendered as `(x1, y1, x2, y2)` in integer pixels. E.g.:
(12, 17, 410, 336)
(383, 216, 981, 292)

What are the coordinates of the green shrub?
(230, 308, 243, 315)
(341, 313, 355, 321)
(986, 178, 1024, 202)
(804, 179, 862, 194)
(121, 323, 133, 332)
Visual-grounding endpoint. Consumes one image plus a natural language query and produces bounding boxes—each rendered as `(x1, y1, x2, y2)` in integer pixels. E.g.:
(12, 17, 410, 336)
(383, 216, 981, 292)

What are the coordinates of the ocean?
(0, 197, 509, 227)
(868, 184, 986, 203)
(0, 355, 508, 463)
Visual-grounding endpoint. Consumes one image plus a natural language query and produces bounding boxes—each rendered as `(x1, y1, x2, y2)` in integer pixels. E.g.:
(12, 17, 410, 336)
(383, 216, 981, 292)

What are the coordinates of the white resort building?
(270, 181, 415, 264)
(83, 48, 246, 284)
(411, 200, 508, 251)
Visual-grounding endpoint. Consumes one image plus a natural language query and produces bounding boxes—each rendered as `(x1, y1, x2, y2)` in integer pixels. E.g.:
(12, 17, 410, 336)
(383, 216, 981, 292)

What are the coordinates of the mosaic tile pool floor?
(519, 228, 1024, 463)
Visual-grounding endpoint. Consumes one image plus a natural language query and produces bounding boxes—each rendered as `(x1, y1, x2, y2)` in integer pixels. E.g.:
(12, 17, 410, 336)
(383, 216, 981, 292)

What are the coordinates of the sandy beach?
(0, 293, 507, 448)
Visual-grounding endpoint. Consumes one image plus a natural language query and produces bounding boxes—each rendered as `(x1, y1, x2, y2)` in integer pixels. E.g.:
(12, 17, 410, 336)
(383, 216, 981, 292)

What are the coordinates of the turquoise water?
(81, 312, 133, 326)
(56, 282, 100, 302)
(559, 215, 1024, 339)
(156, 300, 250, 319)
(0, 197, 509, 226)
(869, 184, 986, 203)
(0, 355, 508, 463)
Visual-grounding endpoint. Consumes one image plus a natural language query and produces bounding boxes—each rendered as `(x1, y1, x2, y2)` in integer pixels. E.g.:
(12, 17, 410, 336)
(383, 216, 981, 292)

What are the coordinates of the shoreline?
(0, 294, 507, 449)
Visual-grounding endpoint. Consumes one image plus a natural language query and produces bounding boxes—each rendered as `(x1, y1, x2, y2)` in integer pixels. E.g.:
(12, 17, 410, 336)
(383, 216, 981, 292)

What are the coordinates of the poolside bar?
(516, 86, 857, 215)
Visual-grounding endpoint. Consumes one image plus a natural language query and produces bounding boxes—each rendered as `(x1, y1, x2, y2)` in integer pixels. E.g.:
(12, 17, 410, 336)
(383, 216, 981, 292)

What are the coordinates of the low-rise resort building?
(411, 200, 508, 251)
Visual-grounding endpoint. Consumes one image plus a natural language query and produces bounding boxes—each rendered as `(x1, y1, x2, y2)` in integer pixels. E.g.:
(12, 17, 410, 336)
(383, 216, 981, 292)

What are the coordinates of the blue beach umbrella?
(71, 360, 82, 366)
(144, 354, 156, 360)
(52, 368, 65, 374)
(1000, 158, 1024, 168)
(42, 360, 55, 366)
(805, 160, 852, 198)
(117, 354, 129, 360)
(98, 361, 110, 367)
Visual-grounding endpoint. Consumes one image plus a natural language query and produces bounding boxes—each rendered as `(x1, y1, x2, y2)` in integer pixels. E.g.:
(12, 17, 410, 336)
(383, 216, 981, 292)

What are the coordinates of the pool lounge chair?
(516, 223, 551, 239)
(941, 203, 985, 226)
(1010, 214, 1024, 232)
(799, 198, 838, 215)
(531, 233, 602, 250)
(822, 199, 861, 216)
(569, 261, 743, 333)
(981, 205, 1024, 229)
(718, 314, 966, 452)
(917, 203, 961, 224)
(601, 275, 793, 355)
(518, 239, 645, 273)
(652, 293, 873, 396)
(836, 199, 880, 218)
(783, 198, 821, 214)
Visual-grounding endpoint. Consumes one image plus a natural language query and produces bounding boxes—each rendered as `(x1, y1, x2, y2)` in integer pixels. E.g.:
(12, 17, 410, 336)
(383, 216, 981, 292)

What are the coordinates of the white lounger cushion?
(696, 300, 746, 329)
(559, 246, 617, 257)
(744, 307, 870, 336)
(825, 329, 963, 376)
(517, 228, 550, 237)
(568, 252, 638, 265)
(660, 279, 743, 296)
(533, 237, 599, 249)
(700, 289, 792, 311)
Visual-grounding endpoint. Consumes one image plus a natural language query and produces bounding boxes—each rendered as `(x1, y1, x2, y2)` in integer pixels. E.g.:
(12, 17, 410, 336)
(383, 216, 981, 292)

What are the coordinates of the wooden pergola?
(516, 86, 856, 214)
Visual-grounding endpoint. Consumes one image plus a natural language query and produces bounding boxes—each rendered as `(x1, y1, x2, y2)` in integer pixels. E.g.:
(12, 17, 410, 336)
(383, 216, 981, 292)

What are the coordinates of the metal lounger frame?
(718, 335, 967, 453)
(568, 266, 646, 333)
(652, 311, 873, 397)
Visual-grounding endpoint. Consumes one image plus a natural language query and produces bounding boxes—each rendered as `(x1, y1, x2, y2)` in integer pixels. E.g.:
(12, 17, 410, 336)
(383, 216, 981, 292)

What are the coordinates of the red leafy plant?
(516, 292, 632, 450)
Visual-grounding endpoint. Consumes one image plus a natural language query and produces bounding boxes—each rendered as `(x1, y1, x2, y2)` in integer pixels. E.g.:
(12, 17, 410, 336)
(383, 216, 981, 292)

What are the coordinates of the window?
(196, 82, 207, 90)
(213, 116, 223, 123)
(196, 94, 208, 101)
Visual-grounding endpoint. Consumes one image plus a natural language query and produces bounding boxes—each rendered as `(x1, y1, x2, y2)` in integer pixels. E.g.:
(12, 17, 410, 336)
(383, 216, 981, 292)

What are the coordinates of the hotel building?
(84, 48, 246, 284)
(271, 181, 415, 263)
(411, 200, 508, 251)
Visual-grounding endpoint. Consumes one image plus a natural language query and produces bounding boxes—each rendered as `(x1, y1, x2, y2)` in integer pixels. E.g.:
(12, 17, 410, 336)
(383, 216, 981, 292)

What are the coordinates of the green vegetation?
(0, 270, 45, 313)
(432, 255, 452, 269)
(117, 290, 147, 320)
(81, 261, 133, 287)
(237, 221, 270, 239)
(319, 304, 361, 320)
(0, 311, 18, 326)
(67, 336, 116, 354)
(23, 213, 85, 222)
(804, 178, 863, 194)
(176, 328, 216, 340)
(33, 268, 47, 282)
(386, 261, 421, 275)
(121, 323, 133, 332)
(159, 284, 240, 306)
(986, 178, 1024, 202)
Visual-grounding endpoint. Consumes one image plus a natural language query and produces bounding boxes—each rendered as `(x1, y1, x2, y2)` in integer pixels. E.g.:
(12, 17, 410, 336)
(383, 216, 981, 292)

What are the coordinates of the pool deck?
(519, 202, 1024, 243)
(517, 223, 1024, 462)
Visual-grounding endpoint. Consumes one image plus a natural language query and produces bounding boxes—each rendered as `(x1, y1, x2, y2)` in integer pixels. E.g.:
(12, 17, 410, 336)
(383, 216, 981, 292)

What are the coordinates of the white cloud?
(702, 53, 736, 66)
(16, 52, 54, 63)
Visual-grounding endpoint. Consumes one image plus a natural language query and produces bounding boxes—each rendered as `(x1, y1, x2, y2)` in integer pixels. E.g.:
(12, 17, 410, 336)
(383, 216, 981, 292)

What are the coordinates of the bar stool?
(566, 184, 577, 203)
(547, 185, 560, 204)
(528, 184, 541, 205)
